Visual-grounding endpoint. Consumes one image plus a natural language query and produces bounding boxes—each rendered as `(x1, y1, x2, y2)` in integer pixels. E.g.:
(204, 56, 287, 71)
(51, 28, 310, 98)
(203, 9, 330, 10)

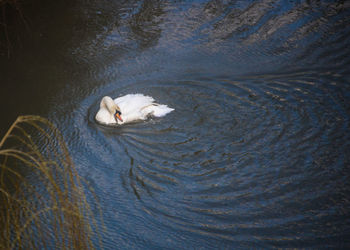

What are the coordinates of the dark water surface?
(1, 0, 350, 248)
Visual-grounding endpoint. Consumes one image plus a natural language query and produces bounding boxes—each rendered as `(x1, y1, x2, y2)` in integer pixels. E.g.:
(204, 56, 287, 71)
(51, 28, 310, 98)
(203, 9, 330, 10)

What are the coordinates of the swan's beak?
(115, 112, 123, 122)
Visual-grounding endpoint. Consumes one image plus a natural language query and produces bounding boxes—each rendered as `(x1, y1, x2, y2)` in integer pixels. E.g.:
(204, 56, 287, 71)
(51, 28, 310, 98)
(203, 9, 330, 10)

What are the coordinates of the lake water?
(1, 0, 350, 248)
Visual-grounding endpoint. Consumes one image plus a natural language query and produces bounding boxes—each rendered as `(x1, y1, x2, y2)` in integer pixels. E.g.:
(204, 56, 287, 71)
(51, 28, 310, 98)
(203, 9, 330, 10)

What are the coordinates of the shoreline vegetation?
(0, 116, 101, 249)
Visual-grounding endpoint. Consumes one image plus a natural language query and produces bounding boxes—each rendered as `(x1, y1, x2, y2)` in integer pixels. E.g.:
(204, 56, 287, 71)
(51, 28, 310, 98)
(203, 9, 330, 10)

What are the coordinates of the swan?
(95, 94, 174, 125)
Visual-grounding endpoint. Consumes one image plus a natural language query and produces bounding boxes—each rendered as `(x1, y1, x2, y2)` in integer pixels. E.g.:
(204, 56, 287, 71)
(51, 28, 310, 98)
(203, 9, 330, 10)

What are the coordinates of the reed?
(0, 116, 100, 249)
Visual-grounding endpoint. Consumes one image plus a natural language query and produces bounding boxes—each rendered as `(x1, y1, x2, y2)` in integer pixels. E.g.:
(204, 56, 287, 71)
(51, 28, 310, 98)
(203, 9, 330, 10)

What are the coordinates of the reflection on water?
(1, 0, 350, 248)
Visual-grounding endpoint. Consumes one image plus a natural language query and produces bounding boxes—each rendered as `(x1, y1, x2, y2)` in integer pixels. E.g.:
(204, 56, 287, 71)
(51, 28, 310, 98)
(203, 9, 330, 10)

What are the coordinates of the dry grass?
(0, 116, 100, 249)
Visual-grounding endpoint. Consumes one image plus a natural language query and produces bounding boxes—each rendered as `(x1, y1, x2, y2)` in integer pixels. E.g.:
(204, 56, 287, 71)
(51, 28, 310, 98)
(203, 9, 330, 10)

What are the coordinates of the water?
(1, 0, 350, 248)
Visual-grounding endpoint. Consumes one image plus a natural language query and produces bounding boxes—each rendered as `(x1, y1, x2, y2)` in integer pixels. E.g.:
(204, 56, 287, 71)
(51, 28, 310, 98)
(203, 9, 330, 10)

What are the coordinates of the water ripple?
(64, 67, 350, 247)
(48, 0, 350, 248)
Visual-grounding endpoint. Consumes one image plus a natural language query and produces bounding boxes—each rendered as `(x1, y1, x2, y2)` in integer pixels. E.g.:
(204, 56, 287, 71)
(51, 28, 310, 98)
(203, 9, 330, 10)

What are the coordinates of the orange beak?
(115, 113, 123, 122)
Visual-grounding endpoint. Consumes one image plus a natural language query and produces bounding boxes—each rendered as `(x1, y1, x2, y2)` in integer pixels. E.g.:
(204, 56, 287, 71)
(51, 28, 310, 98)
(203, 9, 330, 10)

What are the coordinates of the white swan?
(95, 94, 174, 125)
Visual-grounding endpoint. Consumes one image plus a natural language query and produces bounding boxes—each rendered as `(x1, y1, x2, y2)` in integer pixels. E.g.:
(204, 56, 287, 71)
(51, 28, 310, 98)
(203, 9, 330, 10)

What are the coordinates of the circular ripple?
(65, 72, 350, 246)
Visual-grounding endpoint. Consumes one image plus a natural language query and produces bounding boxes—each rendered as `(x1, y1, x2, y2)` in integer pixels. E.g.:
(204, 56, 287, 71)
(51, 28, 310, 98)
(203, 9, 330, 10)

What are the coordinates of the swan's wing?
(114, 94, 155, 114)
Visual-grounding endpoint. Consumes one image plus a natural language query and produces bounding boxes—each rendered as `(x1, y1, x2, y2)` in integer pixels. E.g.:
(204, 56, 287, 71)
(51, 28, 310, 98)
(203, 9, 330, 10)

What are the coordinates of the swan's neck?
(101, 96, 118, 114)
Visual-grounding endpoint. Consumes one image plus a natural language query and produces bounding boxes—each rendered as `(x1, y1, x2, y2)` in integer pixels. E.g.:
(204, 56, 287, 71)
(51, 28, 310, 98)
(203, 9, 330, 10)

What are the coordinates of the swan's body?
(95, 94, 174, 125)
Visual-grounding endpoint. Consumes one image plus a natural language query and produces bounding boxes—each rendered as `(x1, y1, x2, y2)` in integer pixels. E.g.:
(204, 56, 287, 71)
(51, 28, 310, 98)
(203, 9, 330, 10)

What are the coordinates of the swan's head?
(114, 109, 123, 122)
(97, 96, 123, 124)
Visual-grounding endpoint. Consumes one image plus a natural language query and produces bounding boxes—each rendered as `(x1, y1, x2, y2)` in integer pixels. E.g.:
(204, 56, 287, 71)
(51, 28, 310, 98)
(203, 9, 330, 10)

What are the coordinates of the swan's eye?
(114, 111, 123, 122)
